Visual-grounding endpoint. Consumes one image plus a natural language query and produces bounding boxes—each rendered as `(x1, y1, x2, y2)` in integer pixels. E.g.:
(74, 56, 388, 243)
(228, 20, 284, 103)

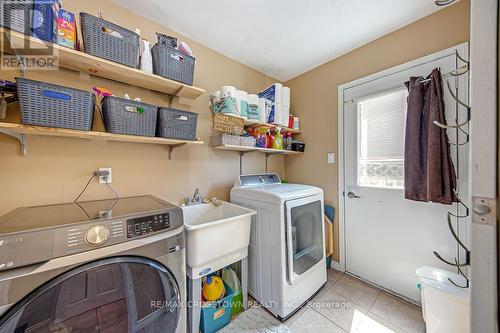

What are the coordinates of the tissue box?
(56, 9, 76, 49)
(32, 0, 61, 42)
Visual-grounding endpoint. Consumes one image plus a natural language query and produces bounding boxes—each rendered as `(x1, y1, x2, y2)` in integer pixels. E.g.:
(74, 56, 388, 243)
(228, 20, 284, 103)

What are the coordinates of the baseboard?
(329, 260, 343, 271)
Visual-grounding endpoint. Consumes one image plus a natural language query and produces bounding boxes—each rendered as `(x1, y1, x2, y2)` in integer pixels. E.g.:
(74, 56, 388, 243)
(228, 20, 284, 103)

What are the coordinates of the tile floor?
(284, 269, 426, 333)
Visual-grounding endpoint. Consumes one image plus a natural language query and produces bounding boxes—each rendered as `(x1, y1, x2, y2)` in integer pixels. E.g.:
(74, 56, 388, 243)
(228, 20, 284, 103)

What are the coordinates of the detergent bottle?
(202, 276, 226, 301)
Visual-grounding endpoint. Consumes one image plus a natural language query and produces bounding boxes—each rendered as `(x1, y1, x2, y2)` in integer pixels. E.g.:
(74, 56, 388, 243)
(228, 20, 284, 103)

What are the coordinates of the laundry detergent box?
(258, 83, 283, 124)
(56, 9, 76, 49)
(32, 0, 61, 42)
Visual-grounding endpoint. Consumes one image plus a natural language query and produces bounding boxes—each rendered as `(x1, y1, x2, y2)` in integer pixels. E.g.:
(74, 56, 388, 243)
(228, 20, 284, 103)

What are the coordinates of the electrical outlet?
(327, 153, 335, 164)
(98, 168, 112, 184)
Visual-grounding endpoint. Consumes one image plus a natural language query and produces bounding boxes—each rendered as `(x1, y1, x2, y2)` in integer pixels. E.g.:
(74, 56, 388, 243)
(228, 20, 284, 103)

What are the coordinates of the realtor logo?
(0, 1, 59, 71)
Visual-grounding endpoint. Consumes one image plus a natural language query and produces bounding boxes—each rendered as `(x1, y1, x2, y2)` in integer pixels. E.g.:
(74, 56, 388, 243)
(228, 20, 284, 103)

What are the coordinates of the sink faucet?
(185, 188, 203, 205)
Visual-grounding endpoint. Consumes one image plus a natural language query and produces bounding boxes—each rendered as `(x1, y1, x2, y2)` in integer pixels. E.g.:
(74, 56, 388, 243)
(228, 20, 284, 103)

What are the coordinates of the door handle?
(347, 191, 361, 199)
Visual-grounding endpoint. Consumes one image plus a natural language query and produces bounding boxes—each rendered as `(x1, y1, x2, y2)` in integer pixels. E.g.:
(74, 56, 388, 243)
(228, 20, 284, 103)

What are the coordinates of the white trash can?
(416, 266, 470, 333)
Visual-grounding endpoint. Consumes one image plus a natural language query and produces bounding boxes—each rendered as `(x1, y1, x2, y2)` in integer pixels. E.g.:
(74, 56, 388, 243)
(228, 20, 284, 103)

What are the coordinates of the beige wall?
(285, 0, 470, 262)
(0, 0, 284, 215)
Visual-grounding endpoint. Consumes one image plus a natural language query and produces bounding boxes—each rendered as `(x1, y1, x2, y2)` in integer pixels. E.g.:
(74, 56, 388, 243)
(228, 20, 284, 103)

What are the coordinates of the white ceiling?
(113, 0, 452, 81)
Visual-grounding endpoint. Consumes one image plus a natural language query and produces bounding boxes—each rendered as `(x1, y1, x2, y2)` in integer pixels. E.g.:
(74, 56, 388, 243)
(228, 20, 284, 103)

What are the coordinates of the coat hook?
(448, 258, 469, 288)
(433, 213, 471, 267)
(454, 49, 469, 65)
(446, 213, 470, 255)
(449, 66, 469, 77)
(448, 190, 470, 218)
(433, 251, 468, 267)
(446, 80, 470, 109)
(433, 82, 471, 129)
(433, 118, 469, 130)
(449, 132, 469, 146)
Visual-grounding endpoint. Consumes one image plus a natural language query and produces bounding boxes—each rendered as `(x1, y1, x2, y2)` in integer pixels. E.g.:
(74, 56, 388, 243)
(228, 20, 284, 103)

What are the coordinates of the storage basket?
(101, 96, 157, 137)
(0, 0, 32, 35)
(157, 107, 197, 140)
(209, 133, 241, 147)
(200, 282, 234, 333)
(80, 12, 139, 68)
(16, 77, 94, 130)
(152, 43, 195, 85)
(240, 136, 256, 147)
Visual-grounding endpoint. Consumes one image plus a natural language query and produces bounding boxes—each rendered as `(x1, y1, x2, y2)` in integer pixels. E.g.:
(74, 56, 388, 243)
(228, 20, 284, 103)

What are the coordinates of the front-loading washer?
(0, 195, 186, 333)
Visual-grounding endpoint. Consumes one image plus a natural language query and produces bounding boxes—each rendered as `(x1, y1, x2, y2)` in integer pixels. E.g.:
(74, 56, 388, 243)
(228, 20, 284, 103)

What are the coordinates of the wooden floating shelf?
(243, 119, 301, 134)
(0, 28, 205, 100)
(212, 144, 302, 155)
(0, 122, 203, 158)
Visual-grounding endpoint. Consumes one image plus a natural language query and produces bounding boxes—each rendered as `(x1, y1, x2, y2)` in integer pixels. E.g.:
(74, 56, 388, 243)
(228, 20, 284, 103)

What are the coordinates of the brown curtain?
(404, 68, 457, 204)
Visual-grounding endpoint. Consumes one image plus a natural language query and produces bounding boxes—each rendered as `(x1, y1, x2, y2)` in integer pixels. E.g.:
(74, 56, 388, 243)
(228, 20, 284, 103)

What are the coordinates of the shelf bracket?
(168, 143, 186, 159)
(239, 151, 252, 175)
(0, 129, 26, 156)
(265, 153, 270, 173)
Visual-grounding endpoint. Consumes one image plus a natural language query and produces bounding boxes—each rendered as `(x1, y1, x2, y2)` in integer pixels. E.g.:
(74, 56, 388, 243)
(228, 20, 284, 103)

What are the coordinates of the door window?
(357, 89, 408, 189)
(0, 257, 181, 333)
(288, 200, 323, 276)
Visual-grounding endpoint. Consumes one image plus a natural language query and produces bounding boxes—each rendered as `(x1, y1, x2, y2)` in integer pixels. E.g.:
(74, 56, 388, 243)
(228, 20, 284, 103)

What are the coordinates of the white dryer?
(231, 173, 326, 320)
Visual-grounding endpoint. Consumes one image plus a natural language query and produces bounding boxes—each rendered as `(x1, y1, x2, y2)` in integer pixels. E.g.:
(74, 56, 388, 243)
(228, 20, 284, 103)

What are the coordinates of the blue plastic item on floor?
(200, 282, 235, 333)
(324, 204, 335, 269)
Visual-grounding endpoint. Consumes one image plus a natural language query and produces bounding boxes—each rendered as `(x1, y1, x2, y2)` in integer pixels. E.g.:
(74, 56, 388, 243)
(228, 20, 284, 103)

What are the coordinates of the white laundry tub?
(182, 201, 256, 278)
(416, 266, 470, 333)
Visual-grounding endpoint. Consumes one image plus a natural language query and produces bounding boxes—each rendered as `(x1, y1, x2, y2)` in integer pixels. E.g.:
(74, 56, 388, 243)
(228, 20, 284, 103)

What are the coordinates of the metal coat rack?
(427, 48, 471, 288)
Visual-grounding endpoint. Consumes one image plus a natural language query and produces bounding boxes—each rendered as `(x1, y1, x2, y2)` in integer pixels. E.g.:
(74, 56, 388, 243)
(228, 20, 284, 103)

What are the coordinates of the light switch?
(327, 153, 335, 164)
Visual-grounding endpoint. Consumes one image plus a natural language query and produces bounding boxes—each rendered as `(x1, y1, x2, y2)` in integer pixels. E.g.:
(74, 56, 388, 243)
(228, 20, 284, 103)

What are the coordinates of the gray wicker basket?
(157, 107, 197, 140)
(80, 12, 139, 68)
(16, 77, 94, 130)
(152, 43, 195, 85)
(0, 0, 33, 35)
(101, 96, 157, 137)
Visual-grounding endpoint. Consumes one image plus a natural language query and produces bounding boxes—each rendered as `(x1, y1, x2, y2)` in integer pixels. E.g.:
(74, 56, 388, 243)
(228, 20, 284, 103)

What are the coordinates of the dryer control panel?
(238, 173, 281, 187)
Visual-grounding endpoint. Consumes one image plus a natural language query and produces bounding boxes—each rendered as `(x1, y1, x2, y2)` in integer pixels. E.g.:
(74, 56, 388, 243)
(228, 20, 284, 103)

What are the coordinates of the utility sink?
(182, 201, 256, 279)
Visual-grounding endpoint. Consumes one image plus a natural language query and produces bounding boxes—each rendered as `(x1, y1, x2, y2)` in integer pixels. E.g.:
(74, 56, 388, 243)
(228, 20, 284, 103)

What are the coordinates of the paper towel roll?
(236, 90, 248, 119)
(281, 105, 290, 127)
(258, 97, 267, 123)
(248, 94, 259, 105)
(273, 103, 282, 125)
(283, 87, 290, 106)
(221, 86, 236, 98)
(213, 90, 222, 102)
(247, 94, 260, 120)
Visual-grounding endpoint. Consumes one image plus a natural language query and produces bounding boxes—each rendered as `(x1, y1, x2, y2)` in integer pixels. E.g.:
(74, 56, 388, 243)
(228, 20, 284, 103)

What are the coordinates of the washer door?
(0, 256, 181, 333)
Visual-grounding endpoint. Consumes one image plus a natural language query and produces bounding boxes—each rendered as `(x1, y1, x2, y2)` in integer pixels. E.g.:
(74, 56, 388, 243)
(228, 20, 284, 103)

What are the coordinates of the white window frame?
(355, 87, 407, 190)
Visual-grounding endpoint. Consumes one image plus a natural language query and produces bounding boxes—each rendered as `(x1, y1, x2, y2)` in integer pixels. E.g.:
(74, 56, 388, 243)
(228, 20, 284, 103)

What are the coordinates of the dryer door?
(285, 194, 325, 284)
(0, 256, 181, 333)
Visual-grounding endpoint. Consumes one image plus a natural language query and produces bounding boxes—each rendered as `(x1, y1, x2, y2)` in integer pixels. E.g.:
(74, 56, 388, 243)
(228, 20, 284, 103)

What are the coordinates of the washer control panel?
(127, 213, 170, 238)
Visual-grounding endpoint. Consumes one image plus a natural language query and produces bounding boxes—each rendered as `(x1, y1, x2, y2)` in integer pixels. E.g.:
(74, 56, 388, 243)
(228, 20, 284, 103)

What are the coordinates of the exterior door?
(0, 257, 181, 333)
(341, 44, 469, 302)
(285, 195, 325, 284)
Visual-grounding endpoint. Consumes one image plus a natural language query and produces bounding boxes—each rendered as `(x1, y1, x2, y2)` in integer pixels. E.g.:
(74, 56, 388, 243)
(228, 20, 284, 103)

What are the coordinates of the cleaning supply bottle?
(140, 39, 153, 74)
(202, 276, 225, 301)
(272, 128, 284, 150)
(222, 267, 243, 315)
(285, 132, 293, 150)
